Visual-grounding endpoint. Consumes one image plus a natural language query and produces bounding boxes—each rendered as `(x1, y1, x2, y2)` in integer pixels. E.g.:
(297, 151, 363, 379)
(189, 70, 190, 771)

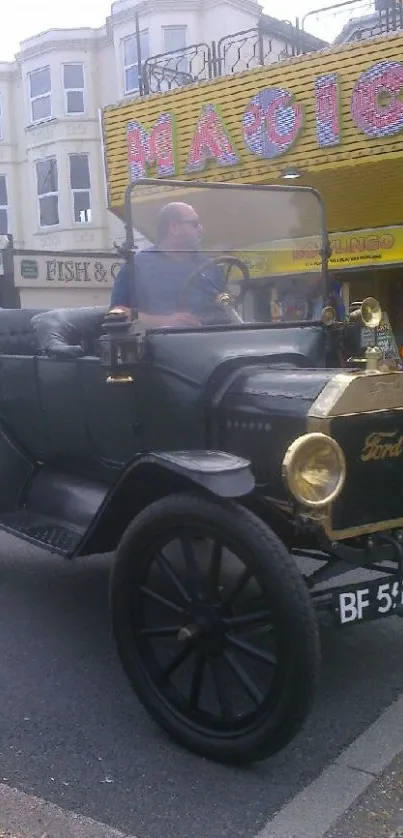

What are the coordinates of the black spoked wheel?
(110, 493, 320, 765)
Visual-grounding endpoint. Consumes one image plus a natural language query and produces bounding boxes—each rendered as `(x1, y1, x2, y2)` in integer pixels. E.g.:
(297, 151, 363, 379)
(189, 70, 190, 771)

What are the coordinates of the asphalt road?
(0, 535, 402, 838)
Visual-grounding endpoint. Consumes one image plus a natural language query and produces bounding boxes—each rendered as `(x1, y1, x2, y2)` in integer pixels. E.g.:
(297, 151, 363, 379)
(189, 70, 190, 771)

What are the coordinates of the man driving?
(110, 202, 225, 327)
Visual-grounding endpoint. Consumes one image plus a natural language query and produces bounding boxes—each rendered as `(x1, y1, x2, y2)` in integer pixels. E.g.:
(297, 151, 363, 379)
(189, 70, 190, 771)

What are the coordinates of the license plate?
(333, 575, 403, 627)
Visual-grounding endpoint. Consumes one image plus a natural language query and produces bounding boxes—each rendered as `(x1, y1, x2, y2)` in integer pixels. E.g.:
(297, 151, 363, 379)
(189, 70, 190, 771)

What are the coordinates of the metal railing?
(142, 43, 213, 94)
(141, 22, 305, 95)
(302, 0, 403, 43)
(137, 2, 403, 98)
(216, 26, 298, 75)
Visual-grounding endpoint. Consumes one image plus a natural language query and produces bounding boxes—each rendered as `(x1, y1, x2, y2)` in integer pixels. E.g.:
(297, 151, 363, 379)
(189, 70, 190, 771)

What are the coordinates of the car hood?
(211, 366, 338, 492)
(213, 366, 336, 418)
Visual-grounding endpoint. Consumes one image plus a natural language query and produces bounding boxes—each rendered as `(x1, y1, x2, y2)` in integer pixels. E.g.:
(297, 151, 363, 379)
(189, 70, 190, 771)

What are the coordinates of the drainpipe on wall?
(0, 235, 21, 309)
(135, 12, 144, 96)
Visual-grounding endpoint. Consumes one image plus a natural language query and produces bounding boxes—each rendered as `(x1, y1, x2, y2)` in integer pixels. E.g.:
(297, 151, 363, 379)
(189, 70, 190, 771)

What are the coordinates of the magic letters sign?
(127, 60, 403, 179)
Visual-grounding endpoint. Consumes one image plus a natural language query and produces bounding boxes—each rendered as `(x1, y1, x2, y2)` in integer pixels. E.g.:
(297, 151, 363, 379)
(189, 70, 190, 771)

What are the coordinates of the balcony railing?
(302, 0, 403, 43)
(141, 22, 305, 95)
(142, 42, 213, 94)
(136, 2, 403, 98)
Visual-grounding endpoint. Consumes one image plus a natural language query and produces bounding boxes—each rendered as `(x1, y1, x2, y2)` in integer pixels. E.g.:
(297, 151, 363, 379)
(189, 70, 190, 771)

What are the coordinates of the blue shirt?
(111, 247, 225, 314)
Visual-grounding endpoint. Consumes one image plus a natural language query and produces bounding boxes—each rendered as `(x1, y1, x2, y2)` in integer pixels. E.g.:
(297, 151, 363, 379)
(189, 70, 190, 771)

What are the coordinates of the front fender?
(144, 450, 255, 498)
(76, 450, 255, 557)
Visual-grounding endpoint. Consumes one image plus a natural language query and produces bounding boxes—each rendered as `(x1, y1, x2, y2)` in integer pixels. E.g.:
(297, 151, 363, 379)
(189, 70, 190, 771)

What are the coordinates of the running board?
(0, 512, 84, 556)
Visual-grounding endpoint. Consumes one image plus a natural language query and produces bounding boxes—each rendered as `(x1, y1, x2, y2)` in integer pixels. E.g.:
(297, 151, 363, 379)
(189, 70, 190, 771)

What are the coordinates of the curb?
(0, 782, 137, 838)
(257, 693, 403, 838)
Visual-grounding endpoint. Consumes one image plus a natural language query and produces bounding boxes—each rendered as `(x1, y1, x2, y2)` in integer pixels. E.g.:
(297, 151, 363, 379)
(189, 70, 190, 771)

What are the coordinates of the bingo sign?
(126, 59, 403, 178)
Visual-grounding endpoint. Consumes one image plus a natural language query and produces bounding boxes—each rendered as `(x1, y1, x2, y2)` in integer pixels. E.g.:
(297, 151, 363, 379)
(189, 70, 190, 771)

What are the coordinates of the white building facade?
(0, 0, 321, 306)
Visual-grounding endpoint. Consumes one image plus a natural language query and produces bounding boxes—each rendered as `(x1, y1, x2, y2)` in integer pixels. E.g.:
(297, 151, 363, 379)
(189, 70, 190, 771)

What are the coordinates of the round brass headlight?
(282, 432, 346, 508)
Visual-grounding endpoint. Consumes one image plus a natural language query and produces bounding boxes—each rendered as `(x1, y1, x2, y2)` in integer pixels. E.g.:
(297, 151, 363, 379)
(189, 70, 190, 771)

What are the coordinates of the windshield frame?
(123, 177, 330, 327)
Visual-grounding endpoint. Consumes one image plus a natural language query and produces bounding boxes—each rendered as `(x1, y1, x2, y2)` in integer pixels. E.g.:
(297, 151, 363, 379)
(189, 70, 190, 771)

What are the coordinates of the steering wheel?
(180, 255, 251, 325)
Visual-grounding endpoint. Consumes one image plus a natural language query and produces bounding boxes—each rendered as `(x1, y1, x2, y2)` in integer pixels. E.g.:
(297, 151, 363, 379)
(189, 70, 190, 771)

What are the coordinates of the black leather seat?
(0, 309, 45, 356)
(32, 307, 108, 358)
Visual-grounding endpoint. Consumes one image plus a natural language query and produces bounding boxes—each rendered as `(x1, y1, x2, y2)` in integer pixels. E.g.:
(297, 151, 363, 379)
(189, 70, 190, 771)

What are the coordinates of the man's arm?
(110, 262, 133, 309)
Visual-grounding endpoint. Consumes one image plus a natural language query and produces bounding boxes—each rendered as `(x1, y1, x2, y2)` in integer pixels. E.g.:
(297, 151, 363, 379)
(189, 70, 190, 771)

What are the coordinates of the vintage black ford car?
(0, 179, 402, 766)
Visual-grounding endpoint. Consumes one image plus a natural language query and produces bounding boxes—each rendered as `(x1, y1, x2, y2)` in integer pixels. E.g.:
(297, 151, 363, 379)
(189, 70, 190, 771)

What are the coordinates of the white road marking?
(0, 781, 137, 838)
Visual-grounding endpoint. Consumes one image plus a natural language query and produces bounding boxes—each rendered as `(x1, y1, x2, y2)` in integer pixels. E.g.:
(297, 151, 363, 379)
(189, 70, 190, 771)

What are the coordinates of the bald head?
(156, 202, 202, 252)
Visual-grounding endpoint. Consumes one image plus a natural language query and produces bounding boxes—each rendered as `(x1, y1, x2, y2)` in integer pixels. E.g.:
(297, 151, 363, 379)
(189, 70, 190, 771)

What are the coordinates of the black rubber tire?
(110, 492, 320, 765)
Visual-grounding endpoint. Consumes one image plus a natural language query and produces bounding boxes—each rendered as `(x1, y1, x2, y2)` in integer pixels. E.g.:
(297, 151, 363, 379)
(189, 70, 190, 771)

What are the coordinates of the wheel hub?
(178, 602, 227, 654)
(178, 623, 201, 642)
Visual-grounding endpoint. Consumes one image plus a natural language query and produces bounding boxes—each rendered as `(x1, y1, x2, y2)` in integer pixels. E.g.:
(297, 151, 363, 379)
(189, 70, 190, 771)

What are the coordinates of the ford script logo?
(361, 430, 403, 462)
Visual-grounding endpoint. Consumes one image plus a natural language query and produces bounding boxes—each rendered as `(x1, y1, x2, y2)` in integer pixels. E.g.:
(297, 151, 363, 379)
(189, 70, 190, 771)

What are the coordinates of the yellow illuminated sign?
(235, 226, 403, 277)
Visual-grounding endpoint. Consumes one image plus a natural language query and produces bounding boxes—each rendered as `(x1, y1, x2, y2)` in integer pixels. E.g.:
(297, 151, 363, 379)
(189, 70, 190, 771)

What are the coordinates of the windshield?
(126, 180, 328, 330)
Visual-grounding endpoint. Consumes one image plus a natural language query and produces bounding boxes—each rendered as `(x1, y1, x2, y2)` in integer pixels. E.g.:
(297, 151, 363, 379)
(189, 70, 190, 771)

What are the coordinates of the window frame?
(69, 152, 92, 224)
(122, 30, 149, 95)
(0, 174, 8, 234)
(28, 66, 52, 124)
(62, 62, 86, 116)
(35, 156, 59, 228)
(0, 93, 3, 142)
(162, 25, 187, 53)
(162, 25, 188, 74)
